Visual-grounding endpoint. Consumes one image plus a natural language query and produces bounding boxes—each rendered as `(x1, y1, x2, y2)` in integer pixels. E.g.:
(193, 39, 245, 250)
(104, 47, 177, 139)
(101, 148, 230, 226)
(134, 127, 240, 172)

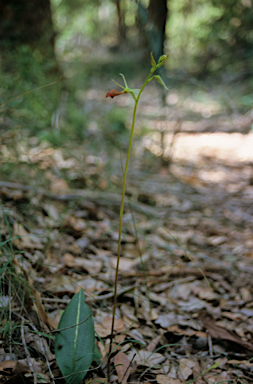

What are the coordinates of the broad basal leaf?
(55, 290, 95, 384)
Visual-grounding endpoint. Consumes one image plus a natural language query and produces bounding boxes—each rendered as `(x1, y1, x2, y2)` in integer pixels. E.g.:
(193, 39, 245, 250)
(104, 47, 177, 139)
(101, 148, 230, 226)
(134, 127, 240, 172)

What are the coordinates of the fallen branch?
(0, 181, 163, 217)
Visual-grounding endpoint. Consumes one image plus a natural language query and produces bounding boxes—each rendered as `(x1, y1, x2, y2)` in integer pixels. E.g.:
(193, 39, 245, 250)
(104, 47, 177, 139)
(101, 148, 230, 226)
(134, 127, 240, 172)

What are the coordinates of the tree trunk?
(0, 0, 58, 73)
(137, 0, 168, 62)
(116, 0, 127, 41)
(147, 0, 168, 62)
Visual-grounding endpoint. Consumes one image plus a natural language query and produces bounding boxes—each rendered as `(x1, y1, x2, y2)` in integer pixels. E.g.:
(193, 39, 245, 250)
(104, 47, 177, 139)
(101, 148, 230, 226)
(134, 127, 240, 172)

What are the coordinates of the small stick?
(8, 279, 12, 354)
(207, 330, 213, 357)
(15, 314, 55, 383)
(50, 312, 93, 333)
(21, 319, 37, 384)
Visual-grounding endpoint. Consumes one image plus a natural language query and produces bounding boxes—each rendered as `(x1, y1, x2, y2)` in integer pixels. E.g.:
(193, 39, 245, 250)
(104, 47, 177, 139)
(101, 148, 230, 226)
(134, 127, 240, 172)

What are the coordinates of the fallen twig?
(21, 319, 38, 384)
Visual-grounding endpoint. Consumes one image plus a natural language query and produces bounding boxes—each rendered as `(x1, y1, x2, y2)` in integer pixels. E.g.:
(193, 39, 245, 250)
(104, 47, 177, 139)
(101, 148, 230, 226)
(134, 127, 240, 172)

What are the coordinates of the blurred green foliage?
(167, 0, 253, 75)
(0, 47, 60, 132)
(52, 0, 116, 45)
(50, 0, 253, 76)
(1, 0, 253, 157)
(105, 107, 129, 147)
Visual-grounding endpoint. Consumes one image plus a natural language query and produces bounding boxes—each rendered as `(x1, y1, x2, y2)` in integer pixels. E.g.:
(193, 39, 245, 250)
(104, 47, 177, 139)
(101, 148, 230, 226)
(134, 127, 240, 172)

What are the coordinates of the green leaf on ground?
(55, 290, 95, 384)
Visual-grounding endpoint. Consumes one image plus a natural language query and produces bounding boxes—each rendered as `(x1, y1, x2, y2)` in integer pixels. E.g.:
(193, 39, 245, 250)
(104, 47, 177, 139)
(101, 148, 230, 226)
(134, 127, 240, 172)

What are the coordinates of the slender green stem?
(107, 69, 153, 378)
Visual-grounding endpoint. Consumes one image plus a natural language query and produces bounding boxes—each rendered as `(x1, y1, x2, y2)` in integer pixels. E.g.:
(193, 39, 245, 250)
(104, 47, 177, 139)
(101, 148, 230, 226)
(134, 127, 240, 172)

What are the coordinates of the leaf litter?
(1, 86, 253, 384)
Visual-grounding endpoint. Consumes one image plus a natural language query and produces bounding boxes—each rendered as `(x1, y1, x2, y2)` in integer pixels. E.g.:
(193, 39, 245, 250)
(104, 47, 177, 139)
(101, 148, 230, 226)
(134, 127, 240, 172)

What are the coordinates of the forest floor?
(1, 44, 253, 384)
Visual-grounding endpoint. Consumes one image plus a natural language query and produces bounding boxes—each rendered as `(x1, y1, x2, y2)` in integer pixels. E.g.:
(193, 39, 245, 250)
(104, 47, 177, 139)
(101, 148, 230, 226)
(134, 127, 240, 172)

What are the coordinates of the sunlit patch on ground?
(171, 132, 253, 163)
(145, 131, 253, 164)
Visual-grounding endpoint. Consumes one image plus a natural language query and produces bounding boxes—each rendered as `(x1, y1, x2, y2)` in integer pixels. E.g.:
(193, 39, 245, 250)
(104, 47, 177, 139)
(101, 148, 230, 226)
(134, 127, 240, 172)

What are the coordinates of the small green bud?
(153, 75, 169, 90)
(150, 52, 156, 67)
(157, 54, 168, 68)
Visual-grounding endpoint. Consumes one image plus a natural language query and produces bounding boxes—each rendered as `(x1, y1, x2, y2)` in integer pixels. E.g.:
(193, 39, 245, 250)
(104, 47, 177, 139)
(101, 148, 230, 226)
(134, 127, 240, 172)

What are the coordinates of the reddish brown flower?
(106, 88, 126, 98)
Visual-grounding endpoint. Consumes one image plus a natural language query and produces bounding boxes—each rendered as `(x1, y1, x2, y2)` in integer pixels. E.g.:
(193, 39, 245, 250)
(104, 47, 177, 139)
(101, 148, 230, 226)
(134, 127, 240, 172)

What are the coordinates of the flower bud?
(150, 52, 156, 67)
(157, 55, 168, 68)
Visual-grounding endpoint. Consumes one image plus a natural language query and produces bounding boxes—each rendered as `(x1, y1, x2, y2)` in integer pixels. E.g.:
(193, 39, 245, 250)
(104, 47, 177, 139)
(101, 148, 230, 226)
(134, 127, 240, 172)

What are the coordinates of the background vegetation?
(1, 0, 253, 147)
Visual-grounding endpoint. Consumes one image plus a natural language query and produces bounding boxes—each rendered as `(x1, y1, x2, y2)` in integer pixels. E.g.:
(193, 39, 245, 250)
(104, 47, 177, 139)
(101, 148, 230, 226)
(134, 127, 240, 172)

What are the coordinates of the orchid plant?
(106, 52, 168, 377)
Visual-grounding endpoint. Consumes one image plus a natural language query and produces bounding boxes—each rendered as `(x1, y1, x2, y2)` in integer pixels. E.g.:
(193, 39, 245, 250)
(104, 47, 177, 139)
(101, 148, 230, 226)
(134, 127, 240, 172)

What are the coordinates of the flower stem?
(107, 70, 153, 378)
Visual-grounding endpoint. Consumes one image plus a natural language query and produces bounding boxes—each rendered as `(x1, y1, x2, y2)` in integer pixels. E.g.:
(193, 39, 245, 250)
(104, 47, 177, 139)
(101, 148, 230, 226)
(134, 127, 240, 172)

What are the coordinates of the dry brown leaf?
(126, 329, 146, 345)
(190, 359, 203, 384)
(13, 359, 42, 374)
(208, 235, 228, 245)
(33, 290, 58, 329)
(97, 335, 126, 359)
(178, 358, 195, 380)
(157, 227, 195, 244)
(89, 378, 108, 384)
(111, 335, 126, 354)
(167, 325, 195, 337)
(63, 253, 103, 273)
(24, 271, 57, 329)
(139, 326, 156, 338)
(0, 359, 42, 374)
(0, 360, 16, 371)
(227, 359, 253, 367)
(169, 282, 194, 300)
(95, 316, 125, 338)
(79, 276, 107, 292)
(240, 287, 251, 301)
(177, 297, 207, 311)
(127, 350, 165, 367)
(199, 312, 253, 351)
(65, 215, 87, 232)
(51, 178, 69, 194)
(222, 311, 243, 321)
(193, 286, 218, 300)
(155, 313, 177, 328)
(121, 303, 140, 329)
(98, 341, 107, 358)
(137, 300, 158, 322)
(157, 376, 184, 384)
(42, 203, 59, 220)
(122, 243, 140, 258)
(114, 352, 131, 384)
(24, 331, 54, 361)
(46, 275, 76, 294)
(95, 324, 110, 338)
(146, 334, 163, 353)
(110, 257, 137, 271)
(160, 358, 171, 375)
(13, 223, 33, 249)
(13, 223, 43, 249)
(75, 254, 103, 274)
(148, 292, 168, 306)
(104, 316, 125, 333)
(168, 363, 178, 379)
(205, 372, 229, 382)
(122, 313, 140, 329)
